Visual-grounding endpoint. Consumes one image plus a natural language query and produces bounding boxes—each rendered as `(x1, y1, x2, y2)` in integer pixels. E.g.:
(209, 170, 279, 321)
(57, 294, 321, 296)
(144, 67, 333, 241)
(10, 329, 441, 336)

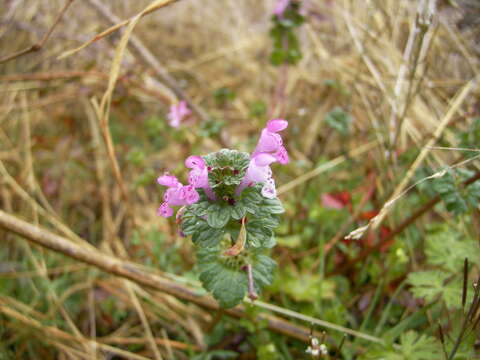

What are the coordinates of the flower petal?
(185, 155, 205, 169)
(157, 174, 180, 187)
(267, 119, 288, 132)
(157, 203, 173, 217)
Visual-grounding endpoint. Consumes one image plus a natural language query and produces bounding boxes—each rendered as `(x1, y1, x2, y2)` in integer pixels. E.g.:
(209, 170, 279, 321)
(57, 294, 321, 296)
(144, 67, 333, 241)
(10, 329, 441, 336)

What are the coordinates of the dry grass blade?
(58, 0, 178, 60)
(0, 0, 76, 64)
(0, 302, 151, 360)
(0, 209, 385, 345)
(277, 141, 377, 195)
(346, 77, 478, 239)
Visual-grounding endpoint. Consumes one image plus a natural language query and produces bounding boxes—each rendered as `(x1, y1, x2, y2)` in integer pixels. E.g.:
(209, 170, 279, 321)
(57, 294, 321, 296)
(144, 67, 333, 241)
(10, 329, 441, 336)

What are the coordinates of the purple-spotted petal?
(275, 145, 289, 165)
(255, 129, 283, 154)
(247, 160, 272, 183)
(261, 178, 277, 199)
(181, 185, 200, 205)
(157, 203, 173, 217)
(185, 155, 205, 169)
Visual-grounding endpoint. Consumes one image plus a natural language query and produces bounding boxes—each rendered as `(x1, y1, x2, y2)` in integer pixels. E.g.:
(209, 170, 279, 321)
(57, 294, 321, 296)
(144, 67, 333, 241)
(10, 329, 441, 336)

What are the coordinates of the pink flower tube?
(237, 119, 289, 198)
(156, 174, 199, 218)
(185, 155, 216, 200)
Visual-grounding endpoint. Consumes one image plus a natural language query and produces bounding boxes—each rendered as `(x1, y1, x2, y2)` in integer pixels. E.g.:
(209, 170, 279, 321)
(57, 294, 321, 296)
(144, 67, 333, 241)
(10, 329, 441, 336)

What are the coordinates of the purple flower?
(167, 101, 191, 128)
(252, 119, 289, 164)
(157, 173, 200, 218)
(274, 0, 290, 17)
(237, 119, 289, 198)
(185, 155, 216, 200)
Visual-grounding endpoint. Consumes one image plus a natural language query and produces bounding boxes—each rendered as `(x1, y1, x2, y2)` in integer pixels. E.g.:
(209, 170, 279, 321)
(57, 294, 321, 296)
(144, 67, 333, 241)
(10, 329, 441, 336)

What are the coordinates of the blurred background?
(0, 0, 479, 359)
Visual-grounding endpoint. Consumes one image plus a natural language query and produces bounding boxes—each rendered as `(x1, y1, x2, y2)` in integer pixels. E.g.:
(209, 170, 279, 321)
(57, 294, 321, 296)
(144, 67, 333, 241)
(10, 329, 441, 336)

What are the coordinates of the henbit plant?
(269, 0, 304, 66)
(156, 119, 288, 308)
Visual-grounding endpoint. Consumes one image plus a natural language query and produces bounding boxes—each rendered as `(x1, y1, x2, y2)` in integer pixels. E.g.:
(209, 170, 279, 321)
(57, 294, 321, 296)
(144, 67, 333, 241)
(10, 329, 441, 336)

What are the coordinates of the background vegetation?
(0, 0, 479, 359)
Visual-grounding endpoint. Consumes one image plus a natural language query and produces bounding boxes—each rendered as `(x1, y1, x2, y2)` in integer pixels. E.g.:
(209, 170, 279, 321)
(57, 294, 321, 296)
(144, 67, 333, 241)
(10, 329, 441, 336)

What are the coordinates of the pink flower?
(274, 0, 290, 17)
(167, 101, 191, 128)
(252, 119, 289, 164)
(156, 173, 200, 218)
(185, 155, 216, 200)
(236, 119, 289, 198)
(237, 153, 278, 198)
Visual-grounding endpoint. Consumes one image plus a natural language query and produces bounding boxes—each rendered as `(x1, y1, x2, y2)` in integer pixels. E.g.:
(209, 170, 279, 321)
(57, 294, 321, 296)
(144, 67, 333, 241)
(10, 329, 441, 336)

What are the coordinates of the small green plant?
(325, 107, 353, 136)
(269, 1, 304, 66)
(156, 120, 289, 307)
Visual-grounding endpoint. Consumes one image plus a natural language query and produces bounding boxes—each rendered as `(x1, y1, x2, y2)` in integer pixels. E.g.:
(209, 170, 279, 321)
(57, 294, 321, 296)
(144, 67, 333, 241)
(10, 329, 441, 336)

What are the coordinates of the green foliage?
(197, 247, 276, 308)
(200, 119, 224, 138)
(249, 100, 267, 119)
(274, 268, 336, 301)
(269, 1, 304, 66)
(407, 225, 480, 309)
(407, 270, 462, 309)
(323, 79, 351, 96)
(126, 147, 146, 166)
(362, 331, 441, 360)
(325, 107, 353, 135)
(431, 168, 480, 215)
(204, 149, 250, 197)
(213, 87, 236, 106)
(457, 117, 480, 158)
(425, 228, 480, 272)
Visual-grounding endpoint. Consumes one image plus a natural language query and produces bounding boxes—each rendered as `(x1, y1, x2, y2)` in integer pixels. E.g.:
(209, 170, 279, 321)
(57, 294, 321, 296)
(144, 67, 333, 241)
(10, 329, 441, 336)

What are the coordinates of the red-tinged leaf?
(359, 210, 379, 221)
(322, 191, 351, 210)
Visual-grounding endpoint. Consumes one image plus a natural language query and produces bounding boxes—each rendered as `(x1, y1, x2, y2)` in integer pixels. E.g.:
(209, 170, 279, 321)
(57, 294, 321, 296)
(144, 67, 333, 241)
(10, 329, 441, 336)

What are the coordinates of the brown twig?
(0, 0, 76, 64)
(0, 209, 314, 342)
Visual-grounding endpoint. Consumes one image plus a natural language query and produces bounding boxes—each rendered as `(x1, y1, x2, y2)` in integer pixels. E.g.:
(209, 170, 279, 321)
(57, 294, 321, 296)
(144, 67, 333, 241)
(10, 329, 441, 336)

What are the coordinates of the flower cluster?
(157, 119, 289, 218)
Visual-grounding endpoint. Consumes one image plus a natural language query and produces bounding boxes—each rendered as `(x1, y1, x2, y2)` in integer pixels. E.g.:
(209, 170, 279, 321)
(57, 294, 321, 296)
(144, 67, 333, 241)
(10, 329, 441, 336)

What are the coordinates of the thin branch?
(0, 209, 386, 345)
(0, 0, 76, 64)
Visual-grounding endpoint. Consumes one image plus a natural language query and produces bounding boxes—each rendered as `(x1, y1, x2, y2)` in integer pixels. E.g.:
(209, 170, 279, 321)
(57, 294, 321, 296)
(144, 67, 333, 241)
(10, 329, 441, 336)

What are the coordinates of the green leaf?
(181, 214, 198, 236)
(431, 169, 480, 215)
(197, 249, 248, 308)
(362, 331, 440, 360)
(270, 49, 286, 66)
(189, 200, 210, 217)
(407, 270, 463, 309)
(207, 204, 231, 229)
(246, 223, 274, 248)
(251, 255, 276, 292)
(240, 186, 263, 214)
(261, 198, 285, 214)
(325, 107, 352, 135)
(231, 201, 246, 220)
(425, 227, 480, 272)
(191, 222, 224, 248)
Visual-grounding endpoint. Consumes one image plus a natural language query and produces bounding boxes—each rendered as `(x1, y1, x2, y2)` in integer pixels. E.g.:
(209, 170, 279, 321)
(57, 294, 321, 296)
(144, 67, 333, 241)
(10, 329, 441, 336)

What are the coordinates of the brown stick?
(0, 209, 311, 342)
(0, 0, 76, 64)
(331, 171, 480, 275)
